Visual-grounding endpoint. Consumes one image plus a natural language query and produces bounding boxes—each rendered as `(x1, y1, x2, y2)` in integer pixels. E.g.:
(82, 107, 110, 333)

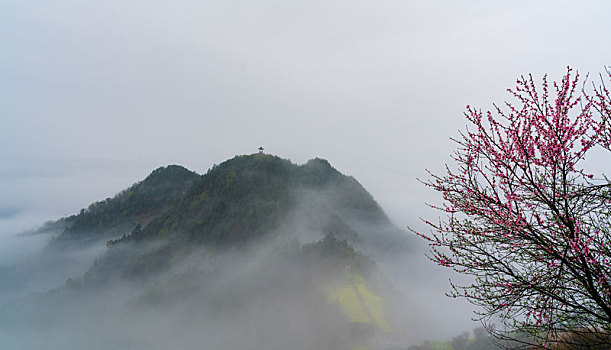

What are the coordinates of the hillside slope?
(47, 165, 199, 247)
(4, 154, 417, 350)
(84, 154, 411, 283)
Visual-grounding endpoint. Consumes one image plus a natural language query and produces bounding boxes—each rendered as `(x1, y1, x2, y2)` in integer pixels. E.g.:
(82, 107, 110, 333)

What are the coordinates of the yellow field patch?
(327, 268, 392, 333)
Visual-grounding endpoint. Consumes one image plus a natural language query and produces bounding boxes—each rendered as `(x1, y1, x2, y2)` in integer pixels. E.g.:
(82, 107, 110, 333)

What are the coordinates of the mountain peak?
(304, 157, 333, 169)
(44, 153, 411, 278)
(49, 164, 199, 246)
(145, 164, 197, 182)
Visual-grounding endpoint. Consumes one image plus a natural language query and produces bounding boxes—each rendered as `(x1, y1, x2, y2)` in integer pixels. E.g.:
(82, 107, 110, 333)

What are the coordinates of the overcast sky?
(1, 0, 610, 237)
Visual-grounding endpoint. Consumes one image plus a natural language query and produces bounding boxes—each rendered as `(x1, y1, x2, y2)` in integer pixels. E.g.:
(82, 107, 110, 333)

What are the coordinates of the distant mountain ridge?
(119, 154, 390, 245)
(6, 153, 417, 350)
(83, 153, 409, 283)
(45, 165, 199, 247)
(43, 154, 400, 248)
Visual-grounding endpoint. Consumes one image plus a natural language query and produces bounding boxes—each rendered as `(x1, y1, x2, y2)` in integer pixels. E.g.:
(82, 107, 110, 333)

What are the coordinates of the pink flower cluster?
(417, 67, 611, 347)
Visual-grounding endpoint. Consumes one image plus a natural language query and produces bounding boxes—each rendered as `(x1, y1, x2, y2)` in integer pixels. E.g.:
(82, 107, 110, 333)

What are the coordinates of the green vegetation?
(120, 154, 388, 246)
(77, 154, 397, 285)
(51, 154, 390, 252)
(126, 154, 297, 245)
(22, 154, 415, 350)
(51, 165, 199, 245)
(408, 328, 498, 350)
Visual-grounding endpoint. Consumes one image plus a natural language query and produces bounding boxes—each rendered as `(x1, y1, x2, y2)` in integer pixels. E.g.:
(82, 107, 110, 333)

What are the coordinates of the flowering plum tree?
(419, 68, 611, 348)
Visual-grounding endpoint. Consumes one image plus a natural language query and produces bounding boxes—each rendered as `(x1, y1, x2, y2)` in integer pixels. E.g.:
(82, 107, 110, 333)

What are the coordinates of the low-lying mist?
(0, 158, 476, 350)
(2, 228, 471, 349)
(2, 239, 396, 349)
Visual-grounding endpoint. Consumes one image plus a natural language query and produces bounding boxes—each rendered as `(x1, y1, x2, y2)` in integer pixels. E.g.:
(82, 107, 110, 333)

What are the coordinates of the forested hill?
(8, 154, 420, 350)
(117, 154, 392, 246)
(81, 153, 411, 282)
(47, 164, 199, 246)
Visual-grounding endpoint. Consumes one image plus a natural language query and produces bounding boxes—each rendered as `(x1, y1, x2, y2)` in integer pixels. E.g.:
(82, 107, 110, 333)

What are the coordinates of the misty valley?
(0, 154, 495, 350)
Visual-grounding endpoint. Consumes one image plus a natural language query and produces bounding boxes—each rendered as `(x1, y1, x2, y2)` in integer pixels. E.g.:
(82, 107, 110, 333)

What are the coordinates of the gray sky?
(1, 0, 610, 237)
